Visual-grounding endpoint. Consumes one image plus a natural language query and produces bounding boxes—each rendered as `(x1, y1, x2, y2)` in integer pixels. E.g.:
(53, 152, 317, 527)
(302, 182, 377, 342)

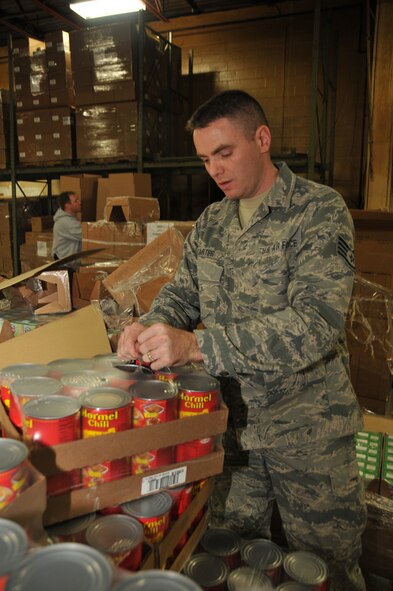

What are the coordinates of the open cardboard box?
(0, 395, 227, 525)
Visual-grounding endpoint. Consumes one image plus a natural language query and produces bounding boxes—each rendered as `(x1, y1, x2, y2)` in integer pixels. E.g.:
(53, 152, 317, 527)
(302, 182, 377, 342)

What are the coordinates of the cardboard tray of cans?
(0, 401, 227, 525)
(141, 478, 213, 572)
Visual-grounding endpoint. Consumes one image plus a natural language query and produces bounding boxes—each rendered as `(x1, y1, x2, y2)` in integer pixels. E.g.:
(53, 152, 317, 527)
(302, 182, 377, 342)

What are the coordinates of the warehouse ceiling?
(0, 0, 363, 46)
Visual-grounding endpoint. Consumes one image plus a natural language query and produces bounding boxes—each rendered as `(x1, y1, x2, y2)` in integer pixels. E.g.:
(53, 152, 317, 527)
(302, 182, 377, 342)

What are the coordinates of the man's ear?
(255, 125, 271, 154)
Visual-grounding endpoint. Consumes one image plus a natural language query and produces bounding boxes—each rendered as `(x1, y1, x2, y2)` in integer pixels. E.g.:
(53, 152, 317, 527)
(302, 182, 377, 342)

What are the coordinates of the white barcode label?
(141, 466, 187, 495)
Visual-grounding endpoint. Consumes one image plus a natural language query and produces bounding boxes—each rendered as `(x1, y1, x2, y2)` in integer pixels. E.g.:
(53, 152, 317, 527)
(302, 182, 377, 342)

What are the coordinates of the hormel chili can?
(22, 395, 81, 496)
(109, 363, 153, 390)
(0, 439, 29, 510)
(0, 518, 28, 590)
(9, 376, 63, 430)
(283, 550, 329, 590)
(176, 375, 220, 462)
(130, 380, 178, 475)
(81, 387, 132, 487)
(168, 483, 193, 520)
(121, 491, 172, 544)
(47, 357, 96, 379)
(241, 538, 283, 585)
(227, 566, 274, 590)
(183, 553, 228, 591)
(86, 514, 144, 571)
(0, 363, 48, 410)
(200, 528, 242, 571)
(154, 364, 206, 383)
(46, 512, 96, 544)
(5, 543, 113, 591)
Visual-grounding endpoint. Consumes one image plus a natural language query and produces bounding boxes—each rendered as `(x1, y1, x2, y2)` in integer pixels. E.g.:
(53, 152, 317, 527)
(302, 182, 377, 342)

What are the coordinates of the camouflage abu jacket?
(140, 162, 363, 449)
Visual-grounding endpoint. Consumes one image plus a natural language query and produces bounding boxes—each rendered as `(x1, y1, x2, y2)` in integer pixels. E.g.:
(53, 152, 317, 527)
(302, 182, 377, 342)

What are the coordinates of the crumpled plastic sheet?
(347, 275, 393, 367)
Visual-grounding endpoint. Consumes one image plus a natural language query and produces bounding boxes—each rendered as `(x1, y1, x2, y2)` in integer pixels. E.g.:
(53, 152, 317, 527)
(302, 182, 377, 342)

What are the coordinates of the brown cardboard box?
(72, 264, 118, 308)
(104, 196, 160, 223)
(96, 178, 111, 220)
(108, 173, 152, 199)
(81, 221, 145, 262)
(103, 228, 184, 313)
(31, 216, 54, 232)
(146, 221, 195, 243)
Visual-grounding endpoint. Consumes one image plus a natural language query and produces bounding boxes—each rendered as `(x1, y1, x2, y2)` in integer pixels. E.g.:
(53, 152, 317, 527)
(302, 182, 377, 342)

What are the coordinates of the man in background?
(52, 191, 82, 270)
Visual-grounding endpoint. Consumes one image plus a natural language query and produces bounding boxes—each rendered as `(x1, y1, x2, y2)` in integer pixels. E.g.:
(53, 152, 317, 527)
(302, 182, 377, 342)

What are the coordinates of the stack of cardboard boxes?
(14, 33, 75, 165)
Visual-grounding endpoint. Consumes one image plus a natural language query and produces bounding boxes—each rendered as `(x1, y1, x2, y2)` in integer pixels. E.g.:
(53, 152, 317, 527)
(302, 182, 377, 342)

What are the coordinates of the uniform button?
(219, 371, 229, 377)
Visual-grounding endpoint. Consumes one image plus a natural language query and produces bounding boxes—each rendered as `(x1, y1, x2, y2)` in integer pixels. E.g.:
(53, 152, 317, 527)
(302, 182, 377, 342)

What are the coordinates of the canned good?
(0, 439, 29, 510)
(92, 353, 126, 370)
(241, 538, 283, 585)
(183, 553, 228, 591)
(176, 375, 220, 462)
(130, 380, 178, 474)
(9, 377, 63, 430)
(47, 357, 96, 379)
(121, 492, 172, 544)
(0, 518, 28, 589)
(0, 363, 48, 410)
(5, 542, 112, 591)
(81, 387, 132, 487)
(168, 483, 193, 520)
(109, 363, 154, 389)
(227, 566, 274, 590)
(276, 583, 314, 590)
(46, 512, 96, 544)
(154, 365, 206, 383)
(200, 528, 242, 571)
(86, 514, 144, 571)
(283, 551, 329, 590)
(60, 371, 109, 398)
(23, 395, 81, 496)
(112, 569, 203, 590)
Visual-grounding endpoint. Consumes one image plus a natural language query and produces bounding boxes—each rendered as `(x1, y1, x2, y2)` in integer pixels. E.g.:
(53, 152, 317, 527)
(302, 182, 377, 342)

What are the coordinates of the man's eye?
(221, 152, 231, 158)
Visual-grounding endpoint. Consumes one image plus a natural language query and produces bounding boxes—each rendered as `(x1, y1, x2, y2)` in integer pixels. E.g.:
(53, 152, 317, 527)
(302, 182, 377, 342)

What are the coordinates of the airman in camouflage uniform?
(118, 90, 366, 590)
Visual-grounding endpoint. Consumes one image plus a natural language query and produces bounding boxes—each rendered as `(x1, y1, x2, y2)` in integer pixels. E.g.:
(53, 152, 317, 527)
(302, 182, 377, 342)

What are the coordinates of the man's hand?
(131, 322, 203, 370)
(117, 321, 147, 360)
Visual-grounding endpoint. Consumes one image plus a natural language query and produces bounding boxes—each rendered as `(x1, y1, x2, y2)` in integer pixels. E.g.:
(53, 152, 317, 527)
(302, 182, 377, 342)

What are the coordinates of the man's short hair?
(59, 191, 74, 210)
(186, 90, 269, 140)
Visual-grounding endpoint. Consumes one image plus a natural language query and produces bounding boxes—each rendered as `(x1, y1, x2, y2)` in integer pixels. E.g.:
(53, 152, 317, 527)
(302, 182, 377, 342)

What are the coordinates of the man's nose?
(210, 159, 224, 179)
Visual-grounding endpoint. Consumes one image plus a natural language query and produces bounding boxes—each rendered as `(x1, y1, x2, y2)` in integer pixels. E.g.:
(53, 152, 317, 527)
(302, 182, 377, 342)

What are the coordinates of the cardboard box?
(146, 221, 195, 243)
(81, 221, 146, 263)
(31, 216, 54, 232)
(107, 173, 152, 199)
(103, 228, 184, 313)
(104, 196, 160, 223)
(96, 178, 111, 220)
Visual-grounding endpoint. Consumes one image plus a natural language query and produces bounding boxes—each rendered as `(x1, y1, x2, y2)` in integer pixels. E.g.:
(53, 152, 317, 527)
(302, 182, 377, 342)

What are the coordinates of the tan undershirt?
(238, 190, 269, 229)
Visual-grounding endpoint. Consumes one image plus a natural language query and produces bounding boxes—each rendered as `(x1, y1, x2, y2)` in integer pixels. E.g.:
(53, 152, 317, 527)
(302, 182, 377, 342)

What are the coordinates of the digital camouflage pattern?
(140, 162, 366, 590)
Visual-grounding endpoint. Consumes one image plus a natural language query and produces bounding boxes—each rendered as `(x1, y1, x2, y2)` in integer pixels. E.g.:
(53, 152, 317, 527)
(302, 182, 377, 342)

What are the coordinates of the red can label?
(178, 388, 219, 418)
(169, 484, 193, 520)
(131, 447, 174, 475)
(81, 403, 131, 487)
(133, 396, 177, 428)
(0, 385, 11, 409)
(0, 461, 29, 510)
(137, 512, 170, 544)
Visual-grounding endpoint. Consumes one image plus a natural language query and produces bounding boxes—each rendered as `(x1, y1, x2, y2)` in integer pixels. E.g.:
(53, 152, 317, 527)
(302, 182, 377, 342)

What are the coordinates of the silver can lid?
(46, 512, 96, 537)
(183, 553, 228, 588)
(47, 358, 96, 373)
(81, 387, 131, 410)
(276, 583, 313, 590)
(1, 363, 48, 380)
(23, 395, 80, 420)
(86, 514, 144, 553)
(200, 527, 241, 557)
(241, 538, 283, 570)
(0, 438, 28, 472)
(177, 375, 219, 393)
(93, 353, 125, 368)
(11, 377, 62, 398)
(227, 566, 274, 591)
(60, 371, 109, 389)
(113, 362, 154, 376)
(122, 492, 172, 519)
(0, 518, 28, 577)
(130, 379, 177, 401)
(283, 551, 328, 585)
(112, 570, 203, 591)
(5, 543, 112, 591)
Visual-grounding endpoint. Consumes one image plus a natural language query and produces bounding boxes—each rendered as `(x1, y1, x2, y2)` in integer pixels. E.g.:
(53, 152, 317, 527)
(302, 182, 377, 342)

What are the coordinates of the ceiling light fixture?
(70, 0, 146, 19)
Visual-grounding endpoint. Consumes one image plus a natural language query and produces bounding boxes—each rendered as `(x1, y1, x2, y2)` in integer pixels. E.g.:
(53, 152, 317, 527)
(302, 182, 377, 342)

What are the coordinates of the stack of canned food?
(183, 528, 329, 590)
(0, 356, 221, 496)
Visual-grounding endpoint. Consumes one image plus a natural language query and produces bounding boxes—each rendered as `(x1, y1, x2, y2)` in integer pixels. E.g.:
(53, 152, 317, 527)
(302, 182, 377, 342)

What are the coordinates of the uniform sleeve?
(195, 193, 356, 377)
